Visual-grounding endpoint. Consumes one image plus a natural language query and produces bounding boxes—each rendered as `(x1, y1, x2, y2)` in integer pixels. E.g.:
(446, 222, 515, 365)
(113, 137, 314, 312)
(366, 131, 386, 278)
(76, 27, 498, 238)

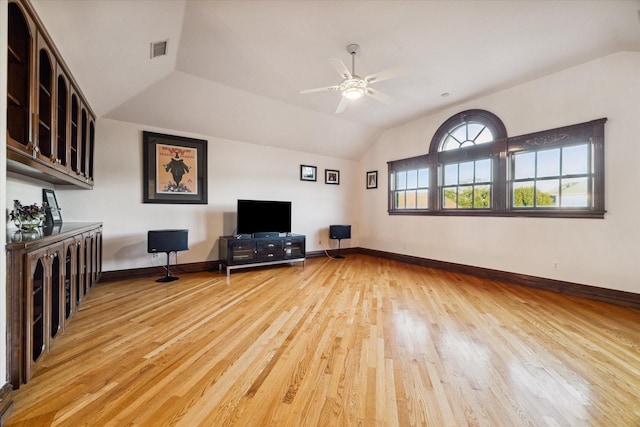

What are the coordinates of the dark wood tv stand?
(219, 234, 305, 276)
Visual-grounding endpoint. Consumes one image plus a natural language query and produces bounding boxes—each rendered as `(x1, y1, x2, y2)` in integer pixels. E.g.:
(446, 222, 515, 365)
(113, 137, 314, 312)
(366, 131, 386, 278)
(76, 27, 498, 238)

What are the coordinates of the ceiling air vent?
(150, 40, 168, 59)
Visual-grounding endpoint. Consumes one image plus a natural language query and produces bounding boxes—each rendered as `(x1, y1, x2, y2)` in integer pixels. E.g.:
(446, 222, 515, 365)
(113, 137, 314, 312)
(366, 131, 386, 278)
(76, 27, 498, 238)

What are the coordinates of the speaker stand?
(157, 251, 179, 282)
(334, 239, 345, 259)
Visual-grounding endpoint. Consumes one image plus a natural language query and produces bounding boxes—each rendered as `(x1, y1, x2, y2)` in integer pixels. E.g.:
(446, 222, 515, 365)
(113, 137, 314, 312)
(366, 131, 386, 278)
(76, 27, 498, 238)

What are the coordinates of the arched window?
(431, 110, 506, 210)
(388, 110, 605, 218)
(439, 120, 495, 151)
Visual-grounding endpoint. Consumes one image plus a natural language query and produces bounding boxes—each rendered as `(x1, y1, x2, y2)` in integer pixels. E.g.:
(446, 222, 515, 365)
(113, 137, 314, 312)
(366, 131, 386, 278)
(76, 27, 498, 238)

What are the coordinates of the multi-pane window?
(438, 118, 496, 210)
(443, 159, 492, 209)
(392, 168, 429, 209)
(387, 110, 606, 218)
(511, 144, 591, 208)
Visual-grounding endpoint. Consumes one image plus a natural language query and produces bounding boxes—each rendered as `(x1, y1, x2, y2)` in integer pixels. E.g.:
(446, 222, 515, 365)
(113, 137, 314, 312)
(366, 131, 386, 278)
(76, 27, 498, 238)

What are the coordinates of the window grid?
(442, 160, 492, 209)
(441, 121, 493, 151)
(391, 168, 429, 210)
(511, 143, 592, 209)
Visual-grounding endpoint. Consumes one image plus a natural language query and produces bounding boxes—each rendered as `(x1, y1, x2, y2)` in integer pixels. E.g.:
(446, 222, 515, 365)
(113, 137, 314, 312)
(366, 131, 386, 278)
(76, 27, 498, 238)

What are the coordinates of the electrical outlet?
(552, 261, 559, 270)
(152, 253, 158, 258)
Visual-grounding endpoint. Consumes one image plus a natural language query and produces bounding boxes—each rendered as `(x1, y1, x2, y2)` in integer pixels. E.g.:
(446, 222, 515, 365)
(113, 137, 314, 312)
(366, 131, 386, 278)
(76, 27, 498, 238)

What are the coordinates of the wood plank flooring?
(6, 254, 640, 426)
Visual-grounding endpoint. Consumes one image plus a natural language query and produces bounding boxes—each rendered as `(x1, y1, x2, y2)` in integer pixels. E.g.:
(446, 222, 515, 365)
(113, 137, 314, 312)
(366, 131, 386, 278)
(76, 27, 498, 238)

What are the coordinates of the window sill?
(388, 209, 606, 219)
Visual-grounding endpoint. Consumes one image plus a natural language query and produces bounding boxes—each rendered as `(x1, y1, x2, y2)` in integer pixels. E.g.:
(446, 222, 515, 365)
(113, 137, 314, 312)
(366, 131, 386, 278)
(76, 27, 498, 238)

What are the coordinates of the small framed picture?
(42, 189, 63, 225)
(300, 164, 317, 181)
(366, 170, 378, 189)
(325, 169, 340, 185)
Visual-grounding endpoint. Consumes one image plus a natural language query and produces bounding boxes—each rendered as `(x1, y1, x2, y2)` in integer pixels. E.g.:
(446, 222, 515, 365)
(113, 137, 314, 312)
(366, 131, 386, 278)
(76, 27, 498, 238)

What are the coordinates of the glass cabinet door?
(64, 244, 75, 319)
(31, 257, 45, 363)
(80, 109, 88, 178)
(75, 241, 84, 304)
(25, 247, 50, 381)
(7, 2, 33, 151)
(88, 120, 95, 183)
(50, 249, 61, 340)
(56, 74, 69, 169)
(70, 92, 79, 175)
(36, 35, 55, 163)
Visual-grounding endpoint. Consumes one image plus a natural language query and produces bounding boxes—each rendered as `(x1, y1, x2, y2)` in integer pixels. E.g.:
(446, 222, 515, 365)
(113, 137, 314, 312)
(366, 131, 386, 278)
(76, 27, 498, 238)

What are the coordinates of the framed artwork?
(325, 169, 340, 185)
(42, 189, 63, 224)
(300, 164, 317, 181)
(366, 170, 378, 189)
(143, 131, 208, 204)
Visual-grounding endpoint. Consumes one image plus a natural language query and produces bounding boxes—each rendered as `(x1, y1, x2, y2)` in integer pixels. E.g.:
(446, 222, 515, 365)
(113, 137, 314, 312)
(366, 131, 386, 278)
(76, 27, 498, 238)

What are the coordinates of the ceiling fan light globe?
(343, 88, 365, 100)
(340, 78, 367, 100)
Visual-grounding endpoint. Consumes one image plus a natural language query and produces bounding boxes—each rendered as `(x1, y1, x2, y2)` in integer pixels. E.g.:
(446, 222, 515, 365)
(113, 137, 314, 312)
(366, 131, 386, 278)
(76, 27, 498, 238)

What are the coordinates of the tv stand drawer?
(256, 240, 282, 261)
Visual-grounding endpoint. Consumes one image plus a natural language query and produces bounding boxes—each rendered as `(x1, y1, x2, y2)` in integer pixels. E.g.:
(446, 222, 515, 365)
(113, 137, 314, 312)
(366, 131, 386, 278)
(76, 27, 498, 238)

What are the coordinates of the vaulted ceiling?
(31, 0, 640, 159)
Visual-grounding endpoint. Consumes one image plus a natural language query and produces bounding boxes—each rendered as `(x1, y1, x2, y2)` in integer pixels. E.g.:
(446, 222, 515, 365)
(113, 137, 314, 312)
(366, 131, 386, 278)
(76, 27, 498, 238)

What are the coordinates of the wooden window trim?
(387, 110, 606, 218)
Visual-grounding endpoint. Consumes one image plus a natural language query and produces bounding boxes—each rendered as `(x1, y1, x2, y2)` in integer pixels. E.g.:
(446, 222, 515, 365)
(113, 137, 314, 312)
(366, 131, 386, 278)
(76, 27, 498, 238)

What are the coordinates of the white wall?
(359, 51, 640, 294)
(5, 48, 640, 298)
(45, 119, 359, 272)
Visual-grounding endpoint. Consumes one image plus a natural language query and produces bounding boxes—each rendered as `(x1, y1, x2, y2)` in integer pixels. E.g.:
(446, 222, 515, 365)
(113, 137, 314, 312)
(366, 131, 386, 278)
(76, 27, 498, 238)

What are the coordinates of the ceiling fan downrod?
(347, 43, 360, 77)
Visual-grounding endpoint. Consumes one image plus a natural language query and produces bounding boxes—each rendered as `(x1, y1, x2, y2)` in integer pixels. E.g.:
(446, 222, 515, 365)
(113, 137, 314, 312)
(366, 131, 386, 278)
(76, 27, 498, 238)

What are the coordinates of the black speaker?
(148, 229, 189, 253)
(147, 229, 189, 283)
(253, 231, 281, 239)
(329, 225, 351, 259)
(329, 225, 351, 240)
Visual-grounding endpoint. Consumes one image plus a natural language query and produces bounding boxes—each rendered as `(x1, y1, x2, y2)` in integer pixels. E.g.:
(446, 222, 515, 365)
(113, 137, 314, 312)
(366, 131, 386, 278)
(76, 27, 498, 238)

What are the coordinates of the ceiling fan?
(300, 44, 404, 114)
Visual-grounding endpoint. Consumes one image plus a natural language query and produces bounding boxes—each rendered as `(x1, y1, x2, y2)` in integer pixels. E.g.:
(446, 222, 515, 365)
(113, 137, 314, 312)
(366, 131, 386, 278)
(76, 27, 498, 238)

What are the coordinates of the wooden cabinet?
(61, 237, 79, 320)
(6, 0, 96, 189)
(35, 32, 54, 164)
(6, 1, 34, 152)
(23, 242, 64, 380)
(6, 223, 103, 388)
(219, 234, 305, 276)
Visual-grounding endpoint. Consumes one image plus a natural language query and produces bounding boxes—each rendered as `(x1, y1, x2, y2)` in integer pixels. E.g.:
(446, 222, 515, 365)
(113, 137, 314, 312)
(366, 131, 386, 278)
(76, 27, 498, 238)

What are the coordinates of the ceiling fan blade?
(365, 65, 406, 85)
(366, 88, 393, 104)
(330, 58, 352, 80)
(335, 96, 349, 114)
(300, 85, 339, 94)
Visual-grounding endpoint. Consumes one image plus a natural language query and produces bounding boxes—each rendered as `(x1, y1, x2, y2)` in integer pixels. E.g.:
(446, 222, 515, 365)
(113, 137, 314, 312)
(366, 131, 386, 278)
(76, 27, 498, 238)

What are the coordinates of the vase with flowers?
(9, 200, 46, 230)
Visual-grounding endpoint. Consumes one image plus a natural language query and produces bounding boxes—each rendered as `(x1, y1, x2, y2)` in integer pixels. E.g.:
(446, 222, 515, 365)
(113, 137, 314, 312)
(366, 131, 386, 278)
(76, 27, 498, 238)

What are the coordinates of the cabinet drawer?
(256, 240, 282, 261)
(230, 242, 253, 252)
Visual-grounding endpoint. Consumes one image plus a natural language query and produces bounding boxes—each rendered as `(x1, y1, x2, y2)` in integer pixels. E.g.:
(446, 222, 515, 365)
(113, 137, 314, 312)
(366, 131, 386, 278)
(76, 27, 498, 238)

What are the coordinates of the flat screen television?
(237, 199, 292, 235)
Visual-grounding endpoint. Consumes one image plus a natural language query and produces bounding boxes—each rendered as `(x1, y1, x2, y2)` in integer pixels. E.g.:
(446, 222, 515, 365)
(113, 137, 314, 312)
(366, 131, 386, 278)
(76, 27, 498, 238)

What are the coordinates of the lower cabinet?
(5, 222, 102, 388)
(24, 242, 63, 380)
(220, 234, 305, 275)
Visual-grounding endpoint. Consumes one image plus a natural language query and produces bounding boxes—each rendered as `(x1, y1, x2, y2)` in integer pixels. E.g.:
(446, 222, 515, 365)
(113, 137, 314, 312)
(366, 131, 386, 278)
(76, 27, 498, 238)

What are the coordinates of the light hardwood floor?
(6, 254, 640, 426)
